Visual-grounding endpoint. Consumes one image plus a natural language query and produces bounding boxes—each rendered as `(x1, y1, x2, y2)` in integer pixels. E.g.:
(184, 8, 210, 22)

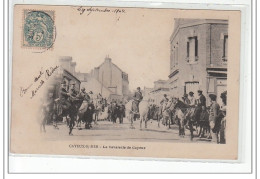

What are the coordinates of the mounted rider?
(161, 94, 169, 111)
(197, 90, 206, 108)
(187, 91, 196, 106)
(132, 87, 143, 114)
(58, 80, 71, 112)
(69, 82, 78, 102)
(78, 87, 90, 102)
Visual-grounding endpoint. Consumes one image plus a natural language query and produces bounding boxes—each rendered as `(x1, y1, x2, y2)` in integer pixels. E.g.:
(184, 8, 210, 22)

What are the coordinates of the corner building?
(168, 19, 228, 105)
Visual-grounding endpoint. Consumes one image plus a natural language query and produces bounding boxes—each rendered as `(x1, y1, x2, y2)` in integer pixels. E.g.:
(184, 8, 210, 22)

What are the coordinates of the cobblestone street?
(42, 119, 213, 143)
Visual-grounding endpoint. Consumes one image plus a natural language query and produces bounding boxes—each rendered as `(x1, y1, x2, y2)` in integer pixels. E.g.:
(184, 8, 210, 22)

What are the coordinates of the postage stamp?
(22, 10, 55, 49)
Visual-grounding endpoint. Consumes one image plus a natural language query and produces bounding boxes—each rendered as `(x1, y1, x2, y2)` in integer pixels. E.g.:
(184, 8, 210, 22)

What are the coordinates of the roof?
(96, 57, 128, 76)
(63, 69, 81, 83)
(170, 19, 228, 42)
(154, 79, 167, 83)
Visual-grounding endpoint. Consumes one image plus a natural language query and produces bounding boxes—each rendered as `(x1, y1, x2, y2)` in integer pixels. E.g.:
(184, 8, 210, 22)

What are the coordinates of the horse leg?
(145, 117, 147, 128)
(180, 118, 185, 137)
(178, 120, 181, 136)
(69, 116, 74, 135)
(140, 117, 142, 129)
(189, 121, 194, 140)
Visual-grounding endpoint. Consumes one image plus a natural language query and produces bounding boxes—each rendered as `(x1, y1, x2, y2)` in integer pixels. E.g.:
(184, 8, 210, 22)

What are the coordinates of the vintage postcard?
(11, 4, 241, 160)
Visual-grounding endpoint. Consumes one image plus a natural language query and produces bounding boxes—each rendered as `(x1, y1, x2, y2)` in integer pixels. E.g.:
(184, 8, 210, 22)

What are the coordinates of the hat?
(89, 91, 93, 94)
(209, 94, 217, 101)
(198, 90, 203, 93)
(220, 91, 227, 99)
(164, 94, 167, 97)
(137, 87, 141, 90)
(189, 91, 194, 96)
(81, 87, 85, 91)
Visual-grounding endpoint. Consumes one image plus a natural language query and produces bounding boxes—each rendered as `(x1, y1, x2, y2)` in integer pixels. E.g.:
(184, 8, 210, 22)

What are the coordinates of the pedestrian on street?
(208, 94, 220, 143)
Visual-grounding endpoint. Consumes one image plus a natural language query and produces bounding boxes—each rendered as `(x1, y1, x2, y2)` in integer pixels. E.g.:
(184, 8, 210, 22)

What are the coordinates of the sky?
(53, 6, 176, 91)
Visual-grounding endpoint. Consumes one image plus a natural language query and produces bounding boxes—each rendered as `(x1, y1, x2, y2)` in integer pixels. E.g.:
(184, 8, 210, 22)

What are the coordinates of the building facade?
(44, 56, 81, 113)
(168, 19, 228, 105)
(89, 56, 130, 100)
(148, 80, 170, 105)
(57, 56, 81, 91)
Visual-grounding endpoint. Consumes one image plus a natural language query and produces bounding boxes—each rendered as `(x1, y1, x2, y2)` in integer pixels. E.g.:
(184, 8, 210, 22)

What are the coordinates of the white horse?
(125, 100, 135, 129)
(125, 99, 151, 129)
(139, 100, 150, 129)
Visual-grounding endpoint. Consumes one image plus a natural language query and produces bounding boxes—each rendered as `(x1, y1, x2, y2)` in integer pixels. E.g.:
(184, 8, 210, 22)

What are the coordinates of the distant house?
(168, 18, 228, 105)
(88, 56, 130, 101)
(149, 80, 170, 105)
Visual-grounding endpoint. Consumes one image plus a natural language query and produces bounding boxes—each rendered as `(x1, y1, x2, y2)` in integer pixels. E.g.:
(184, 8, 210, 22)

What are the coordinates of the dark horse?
(171, 98, 198, 140)
(55, 97, 83, 135)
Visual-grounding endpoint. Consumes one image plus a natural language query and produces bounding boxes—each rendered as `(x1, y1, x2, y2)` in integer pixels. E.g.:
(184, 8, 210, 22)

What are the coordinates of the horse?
(139, 100, 150, 129)
(161, 97, 176, 129)
(125, 100, 135, 128)
(147, 104, 160, 127)
(171, 98, 198, 140)
(83, 102, 95, 129)
(55, 96, 83, 135)
(77, 100, 89, 127)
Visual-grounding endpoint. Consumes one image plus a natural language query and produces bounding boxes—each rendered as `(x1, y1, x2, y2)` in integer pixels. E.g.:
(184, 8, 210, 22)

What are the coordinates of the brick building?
(168, 19, 228, 105)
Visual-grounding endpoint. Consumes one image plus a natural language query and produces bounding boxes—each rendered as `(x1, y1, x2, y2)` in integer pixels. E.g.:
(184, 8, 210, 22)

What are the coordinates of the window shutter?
(195, 37, 198, 57)
(187, 41, 190, 57)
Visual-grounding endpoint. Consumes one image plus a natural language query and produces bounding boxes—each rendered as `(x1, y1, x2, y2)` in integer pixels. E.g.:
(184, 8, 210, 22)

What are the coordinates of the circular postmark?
(23, 11, 55, 50)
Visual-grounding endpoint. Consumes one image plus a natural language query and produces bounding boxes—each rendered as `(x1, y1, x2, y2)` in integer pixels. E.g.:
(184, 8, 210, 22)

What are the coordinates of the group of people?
(157, 90, 227, 144)
(41, 80, 109, 135)
(41, 81, 226, 143)
(106, 100, 126, 124)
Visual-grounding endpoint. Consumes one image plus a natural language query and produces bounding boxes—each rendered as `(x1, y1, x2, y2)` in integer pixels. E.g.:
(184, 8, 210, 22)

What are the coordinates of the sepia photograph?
(11, 4, 240, 159)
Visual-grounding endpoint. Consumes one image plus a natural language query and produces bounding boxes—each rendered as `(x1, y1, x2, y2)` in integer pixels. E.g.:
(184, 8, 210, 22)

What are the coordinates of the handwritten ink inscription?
(19, 65, 59, 99)
(76, 6, 126, 16)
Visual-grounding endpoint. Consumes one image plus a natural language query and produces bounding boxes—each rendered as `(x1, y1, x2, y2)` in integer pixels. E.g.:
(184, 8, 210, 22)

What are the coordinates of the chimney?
(105, 55, 112, 63)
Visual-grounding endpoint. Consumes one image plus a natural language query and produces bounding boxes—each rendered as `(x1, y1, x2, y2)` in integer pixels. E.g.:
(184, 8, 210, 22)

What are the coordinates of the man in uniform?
(132, 87, 143, 114)
(160, 94, 169, 105)
(59, 81, 71, 111)
(182, 94, 189, 104)
(208, 94, 220, 143)
(197, 90, 206, 108)
(78, 87, 90, 102)
(69, 82, 78, 101)
(188, 91, 196, 106)
(195, 90, 207, 129)
(68, 81, 79, 135)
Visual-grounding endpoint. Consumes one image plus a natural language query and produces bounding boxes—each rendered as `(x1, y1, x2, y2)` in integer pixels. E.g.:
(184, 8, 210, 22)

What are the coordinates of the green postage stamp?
(23, 10, 55, 49)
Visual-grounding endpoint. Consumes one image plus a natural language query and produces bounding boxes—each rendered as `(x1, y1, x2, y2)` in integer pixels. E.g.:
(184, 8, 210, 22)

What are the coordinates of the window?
(186, 36, 198, 63)
(170, 43, 178, 69)
(222, 35, 228, 62)
(175, 46, 178, 65)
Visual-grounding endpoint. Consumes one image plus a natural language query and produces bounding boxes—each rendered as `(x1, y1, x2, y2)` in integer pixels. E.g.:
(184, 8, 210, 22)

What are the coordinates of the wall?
(169, 20, 228, 104)
(208, 24, 228, 67)
(170, 23, 208, 99)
